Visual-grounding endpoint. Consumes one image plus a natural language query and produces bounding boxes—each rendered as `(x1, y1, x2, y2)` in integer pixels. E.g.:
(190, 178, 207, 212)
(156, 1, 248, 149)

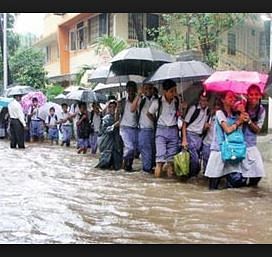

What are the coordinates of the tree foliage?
(149, 13, 251, 68)
(10, 47, 47, 89)
(44, 84, 64, 101)
(0, 13, 20, 84)
(95, 35, 128, 57)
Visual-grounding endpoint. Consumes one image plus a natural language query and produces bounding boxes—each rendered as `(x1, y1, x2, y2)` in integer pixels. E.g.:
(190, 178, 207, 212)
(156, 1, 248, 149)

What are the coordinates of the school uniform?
(148, 96, 179, 163)
(205, 110, 243, 186)
(202, 114, 216, 173)
(184, 104, 210, 177)
(89, 111, 102, 154)
(137, 96, 156, 172)
(120, 97, 138, 170)
(28, 105, 44, 139)
(241, 105, 266, 185)
(45, 114, 59, 141)
(77, 112, 90, 149)
(60, 111, 73, 146)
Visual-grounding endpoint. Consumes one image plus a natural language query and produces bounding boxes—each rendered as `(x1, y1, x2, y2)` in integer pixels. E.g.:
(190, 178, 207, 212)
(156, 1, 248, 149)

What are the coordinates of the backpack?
(119, 97, 139, 122)
(48, 114, 58, 125)
(216, 117, 246, 164)
(186, 104, 211, 127)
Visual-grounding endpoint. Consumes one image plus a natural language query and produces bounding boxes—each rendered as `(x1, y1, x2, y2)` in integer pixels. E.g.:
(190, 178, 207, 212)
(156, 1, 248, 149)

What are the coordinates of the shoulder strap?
(120, 97, 126, 117)
(187, 104, 200, 126)
(137, 96, 146, 123)
(89, 110, 94, 124)
(156, 96, 163, 122)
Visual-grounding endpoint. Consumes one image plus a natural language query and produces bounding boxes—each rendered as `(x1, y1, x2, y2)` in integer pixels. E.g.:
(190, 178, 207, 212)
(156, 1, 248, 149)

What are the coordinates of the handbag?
(173, 149, 190, 176)
(216, 118, 246, 164)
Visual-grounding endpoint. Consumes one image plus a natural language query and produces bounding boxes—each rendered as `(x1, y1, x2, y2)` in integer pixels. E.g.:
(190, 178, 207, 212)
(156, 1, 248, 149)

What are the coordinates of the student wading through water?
(182, 90, 210, 177)
(147, 79, 181, 178)
(118, 81, 139, 172)
(131, 82, 157, 173)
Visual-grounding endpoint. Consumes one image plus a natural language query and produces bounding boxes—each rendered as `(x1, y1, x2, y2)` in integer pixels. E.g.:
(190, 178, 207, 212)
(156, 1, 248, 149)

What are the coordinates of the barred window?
(128, 13, 144, 40)
(227, 32, 236, 55)
(259, 31, 266, 58)
(88, 14, 110, 44)
(146, 13, 159, 40)
(69, 30, 76, 51)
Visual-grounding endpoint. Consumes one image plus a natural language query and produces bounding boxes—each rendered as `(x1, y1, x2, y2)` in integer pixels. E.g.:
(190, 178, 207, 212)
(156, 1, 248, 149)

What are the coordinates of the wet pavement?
(0, 136, 272, 243)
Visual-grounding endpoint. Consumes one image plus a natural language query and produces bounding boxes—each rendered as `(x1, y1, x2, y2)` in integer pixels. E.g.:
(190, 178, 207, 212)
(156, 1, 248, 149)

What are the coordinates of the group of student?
(95, 79, 266, 190)
(5, 78, 266, 190)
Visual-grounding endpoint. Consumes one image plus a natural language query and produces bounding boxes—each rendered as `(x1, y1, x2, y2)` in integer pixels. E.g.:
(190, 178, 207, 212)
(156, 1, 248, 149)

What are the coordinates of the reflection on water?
(0, 139, 272, 243)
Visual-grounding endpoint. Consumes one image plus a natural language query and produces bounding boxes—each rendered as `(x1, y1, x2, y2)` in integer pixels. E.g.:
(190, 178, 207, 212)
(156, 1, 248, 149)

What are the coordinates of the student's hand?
(181, 139, 188, 148)
(204, 122, 211, 130)
(138, 85, 144, 96)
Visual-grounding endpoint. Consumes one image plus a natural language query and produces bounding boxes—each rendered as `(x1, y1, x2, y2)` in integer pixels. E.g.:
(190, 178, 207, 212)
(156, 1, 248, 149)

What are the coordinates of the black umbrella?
(110, 47, 174, 77)
(66, 90, 107, 104)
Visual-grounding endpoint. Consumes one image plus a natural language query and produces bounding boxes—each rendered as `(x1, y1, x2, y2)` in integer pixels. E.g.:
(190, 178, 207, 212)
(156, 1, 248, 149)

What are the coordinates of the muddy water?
(0, 139, 272, 243)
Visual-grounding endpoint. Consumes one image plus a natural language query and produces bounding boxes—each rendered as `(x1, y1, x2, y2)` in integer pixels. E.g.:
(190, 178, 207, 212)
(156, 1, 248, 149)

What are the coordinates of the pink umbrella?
(203, 71, 268, 94)
(21, 91, 47, 113)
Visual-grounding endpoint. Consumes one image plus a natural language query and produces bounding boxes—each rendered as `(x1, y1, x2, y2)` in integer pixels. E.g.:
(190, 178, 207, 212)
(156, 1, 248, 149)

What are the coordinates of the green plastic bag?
(174, 149, 190, 176)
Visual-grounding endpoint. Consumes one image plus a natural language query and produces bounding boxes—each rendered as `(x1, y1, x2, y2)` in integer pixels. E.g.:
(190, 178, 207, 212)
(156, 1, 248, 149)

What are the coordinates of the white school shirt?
(138, 96, 155, 129)
(60, 111, 73, 126)
(184, 104, 209, 135)
(8, 99, 26, 127)
(45, 114, 58, 127)
(120, 97, 138, 128)
(92, 112, 102, 132)
(203, 115, 216, 145)
(28, 105, 40, 121)
(148, 95, 177, 127)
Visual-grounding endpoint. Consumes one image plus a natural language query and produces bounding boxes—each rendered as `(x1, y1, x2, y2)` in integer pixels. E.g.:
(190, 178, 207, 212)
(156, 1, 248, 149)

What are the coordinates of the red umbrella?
(204, 70, 268, 94)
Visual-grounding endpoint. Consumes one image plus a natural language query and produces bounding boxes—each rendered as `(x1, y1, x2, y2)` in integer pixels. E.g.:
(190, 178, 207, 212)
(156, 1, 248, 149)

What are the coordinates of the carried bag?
(216, 119, 246, 164)
(173, 149, 190, 176)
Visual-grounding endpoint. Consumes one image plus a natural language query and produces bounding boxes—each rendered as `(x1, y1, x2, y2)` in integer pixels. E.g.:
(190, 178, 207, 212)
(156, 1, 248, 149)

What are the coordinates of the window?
(227, 32, 236, 55)
(99, 13, 108, 36)
(128, 13, 144, 40)
(88, 14, 110, 44)
(128, 13, 159, 41)
(259, 31, 266, 58)
(76, 22, 87, 49)
(69, 30, 76, 50)
(146, 13, 159, 40)
(45, 46, 51, 63)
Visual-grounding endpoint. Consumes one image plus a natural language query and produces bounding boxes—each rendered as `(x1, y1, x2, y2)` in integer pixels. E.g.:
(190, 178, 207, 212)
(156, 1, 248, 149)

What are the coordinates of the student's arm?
(147, 98, 158, 122)
(130, 95, 141, 112)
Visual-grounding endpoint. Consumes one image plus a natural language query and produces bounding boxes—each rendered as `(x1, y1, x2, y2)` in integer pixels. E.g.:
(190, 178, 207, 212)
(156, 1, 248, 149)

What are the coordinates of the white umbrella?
(38, 102, 63, 121)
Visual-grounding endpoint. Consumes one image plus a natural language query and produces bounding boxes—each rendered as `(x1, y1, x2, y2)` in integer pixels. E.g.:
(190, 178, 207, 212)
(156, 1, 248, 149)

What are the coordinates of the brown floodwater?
(0, 137, 272, 244)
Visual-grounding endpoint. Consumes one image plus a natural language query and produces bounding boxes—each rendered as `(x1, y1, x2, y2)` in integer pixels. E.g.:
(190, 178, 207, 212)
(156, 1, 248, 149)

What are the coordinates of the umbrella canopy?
(0, 97, 13, 108)
(66, 90, 107, 104)
(93, 82, 126, 94)
(38, 102, 63, 121)
(21, 91, 47, 113)
(52, 93, 69, 105)
(204, 70, 268, 94)
(63, 85, 87, 93)
(110, 47, 174, 77)
(88, 64, 115, 84)
(146, 61, 214, 84)
(5, 84, 36, 97)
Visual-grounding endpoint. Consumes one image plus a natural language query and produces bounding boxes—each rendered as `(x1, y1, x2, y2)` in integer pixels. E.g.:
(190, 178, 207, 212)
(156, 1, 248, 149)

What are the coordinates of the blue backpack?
(216, 117, 246, 164)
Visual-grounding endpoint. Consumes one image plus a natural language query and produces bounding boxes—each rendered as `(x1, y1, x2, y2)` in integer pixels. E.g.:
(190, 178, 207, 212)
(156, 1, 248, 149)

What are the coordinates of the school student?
(131, 83, 157, 173)
(89, 102, 102, 155)
(118, 81, 139, 172)
(45, 107, 59, 145)
(147, 79, 180, 178)
(181, 91, 210, 177)
(76, 102, 90, 154)
(28, 97, 44, 142)
(241, 84, 266, 186)
(59, 103, 74, 147)
(204, 91, 247, 190)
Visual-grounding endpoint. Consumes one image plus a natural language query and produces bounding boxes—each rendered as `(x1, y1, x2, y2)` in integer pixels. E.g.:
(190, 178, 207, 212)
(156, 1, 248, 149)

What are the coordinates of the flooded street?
(0, 138, 272, 244)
